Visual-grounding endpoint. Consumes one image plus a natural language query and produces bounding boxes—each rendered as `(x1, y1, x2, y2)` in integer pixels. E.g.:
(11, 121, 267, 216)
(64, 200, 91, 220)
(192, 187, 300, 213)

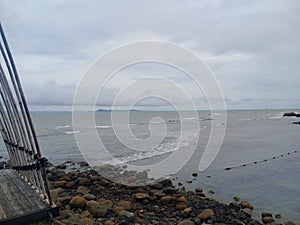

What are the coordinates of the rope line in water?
(222, 150, 299, 171)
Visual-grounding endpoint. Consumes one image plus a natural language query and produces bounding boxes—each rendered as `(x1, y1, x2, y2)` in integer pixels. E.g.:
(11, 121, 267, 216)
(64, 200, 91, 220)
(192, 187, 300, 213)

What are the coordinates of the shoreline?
(31, 160, 296, 225)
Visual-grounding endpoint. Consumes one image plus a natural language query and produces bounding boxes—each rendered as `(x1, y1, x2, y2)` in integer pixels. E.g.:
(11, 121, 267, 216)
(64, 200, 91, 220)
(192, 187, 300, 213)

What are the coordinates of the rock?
(157, 178, 173, 187)
(182, 207, 192, 217)
(118, 200, 133, 210)
(65, 181, 76, 189)
(242, 208, 252, 217)
(262, 212, 273, 218)
(113, 206, 125, 216)
(104, 220, 115, 225)
(283, 112, 300, 117)
(208, 190, 215, 194)
(84, 193, 96, 200)
(87, 200, 108, 217)
(284, 221, 296, 225)
(98, 198, 113, 208)
(77, 186, 90, 195)
(160, 196, 174, 205)
(192, 173, 198, 177)
(176, 201, 188, 210)
(197, 209, 214, 220)
(229, 202, 241, 211)
(57, 196, 72, 205)
(275, 214, 281, 219)
(50, 188, 64, 201)
(81, 218, 93, 225)
(233, 196, 240, 202)
(136, 171, 148, 180)
(78, 177, 90, 186)
(56, 164, 67, 170)
(195, 187, 203, 193)
(177, 196, 188, 204)
(119, 210, 135, 222)
(0, 162, 5, 169)
(134, 193, 149, 200)
(70, 196, 87, 208)
(178, 219, 195, 225)
(240, 200, 254, 209)
(54, 180, 67, 188)
(262, 216, 275, 224)
(79, 161, 89, 167)
(292, 121, 300, 125)
(126, 176, 137, 183)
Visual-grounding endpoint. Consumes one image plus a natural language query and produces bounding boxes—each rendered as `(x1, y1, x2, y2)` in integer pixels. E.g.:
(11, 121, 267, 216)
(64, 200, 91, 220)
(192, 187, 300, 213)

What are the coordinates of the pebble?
(197, 208, 214, 220)
(178, 219, 195, 225)
(70, 196, 87, 208)
(262, 216, 275, 224)
(119, 210, 135, 222)
(182, 207, 192, 217)
(118, 200, 133, 210)
(87, 200, 108, 217)
(284, 221, 296, 225)
(240, 200, 254, 209)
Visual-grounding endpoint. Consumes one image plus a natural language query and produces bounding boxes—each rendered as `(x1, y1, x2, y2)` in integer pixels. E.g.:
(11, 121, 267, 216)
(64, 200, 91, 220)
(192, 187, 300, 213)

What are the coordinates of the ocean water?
(0, 109, 299, 222)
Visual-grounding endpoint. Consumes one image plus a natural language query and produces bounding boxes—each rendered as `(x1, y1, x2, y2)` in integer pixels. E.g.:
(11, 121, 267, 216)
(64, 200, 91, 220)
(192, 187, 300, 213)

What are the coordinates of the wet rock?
(113, 206, 125, 216)
(104, 220, 115, 225)
(160, 196, 175, 205)
(229, 202, 241, 211)
(233, 196, 240, 202)
(197, 209, 214, 220)
(284, 221, 296, 225)
(242, 208, 252, 217)
(178, 219, 195, 225)
(118, 200, 133, 210)
(262, 217, 275, 224)
(78, 177, 90, 186)
(56, 164, 67, 170)
(81, 218, 93, 225)
(275, 214, 281, 219)
(70, 196, 87, 208)
(176, 201, 188, 210)
(192, 173, 198, 177)
(119, 210, 135, 222)
(240, 200, 254, 209)
(77, 186, 90, 195)
(182, 207, 192, 217)
(65, 181, 76, 189)
(54, 180, 67, 188)
(134, 192, 149, 200)
(136, 171, 148, 180)
(195, 187, 203, 193)
(87, 200, 108, 217)
(84, 193, 96, 201)
(98, 198, 113, 209)
(261, 212, 273, 218)
(283, 112, 300, 117)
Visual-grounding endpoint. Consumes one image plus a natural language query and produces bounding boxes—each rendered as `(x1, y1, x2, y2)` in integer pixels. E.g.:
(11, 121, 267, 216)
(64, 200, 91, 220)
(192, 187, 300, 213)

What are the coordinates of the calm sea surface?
(0, 109, 299, 222)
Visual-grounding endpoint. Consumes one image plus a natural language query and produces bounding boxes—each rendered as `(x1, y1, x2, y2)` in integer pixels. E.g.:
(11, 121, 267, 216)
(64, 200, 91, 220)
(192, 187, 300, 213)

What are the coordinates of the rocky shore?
(34, 161, 296, 225)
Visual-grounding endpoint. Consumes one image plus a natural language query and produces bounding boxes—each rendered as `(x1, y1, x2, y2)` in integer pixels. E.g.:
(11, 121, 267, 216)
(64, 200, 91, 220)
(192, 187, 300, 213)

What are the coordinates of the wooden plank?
(0, 169, 58, 224)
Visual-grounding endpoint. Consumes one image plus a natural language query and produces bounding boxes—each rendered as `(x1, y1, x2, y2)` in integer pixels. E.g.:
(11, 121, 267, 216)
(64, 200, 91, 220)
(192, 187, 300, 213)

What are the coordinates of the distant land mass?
(96, 109, 140, 112)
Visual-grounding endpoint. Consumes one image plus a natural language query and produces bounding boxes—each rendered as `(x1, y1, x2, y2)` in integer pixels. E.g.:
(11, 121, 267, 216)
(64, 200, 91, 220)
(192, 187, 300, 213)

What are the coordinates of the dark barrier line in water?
(221, 150, 299, 172)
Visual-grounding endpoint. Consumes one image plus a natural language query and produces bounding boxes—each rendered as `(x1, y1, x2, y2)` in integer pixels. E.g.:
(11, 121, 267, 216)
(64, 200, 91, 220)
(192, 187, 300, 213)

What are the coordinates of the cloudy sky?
(0, 0, 299, 110)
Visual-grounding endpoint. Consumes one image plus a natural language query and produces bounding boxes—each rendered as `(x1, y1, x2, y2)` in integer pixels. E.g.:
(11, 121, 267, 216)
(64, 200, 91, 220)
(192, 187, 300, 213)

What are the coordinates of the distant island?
(96, 109, 140, 112)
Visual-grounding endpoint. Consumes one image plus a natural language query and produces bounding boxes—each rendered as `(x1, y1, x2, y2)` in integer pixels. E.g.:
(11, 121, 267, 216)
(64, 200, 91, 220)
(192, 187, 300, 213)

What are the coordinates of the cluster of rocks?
(291, 121, 300, 125)
(42, 161, 296, 225)
(283, 112, 300, 117)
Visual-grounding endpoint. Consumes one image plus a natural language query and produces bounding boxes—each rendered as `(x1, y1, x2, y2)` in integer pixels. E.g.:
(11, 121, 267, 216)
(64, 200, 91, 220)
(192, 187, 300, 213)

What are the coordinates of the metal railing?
(0, 22, 52, 205)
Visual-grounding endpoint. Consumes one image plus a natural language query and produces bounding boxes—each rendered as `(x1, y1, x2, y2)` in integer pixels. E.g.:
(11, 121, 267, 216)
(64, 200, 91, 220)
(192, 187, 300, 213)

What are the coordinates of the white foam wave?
(64, 130, 80, 134)
(55, 125, 70, 129)
(95, 125, 113, 129)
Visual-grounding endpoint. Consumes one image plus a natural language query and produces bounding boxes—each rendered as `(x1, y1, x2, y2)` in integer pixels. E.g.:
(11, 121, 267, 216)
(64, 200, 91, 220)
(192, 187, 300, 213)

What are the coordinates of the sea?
(0, 109, 299, 223)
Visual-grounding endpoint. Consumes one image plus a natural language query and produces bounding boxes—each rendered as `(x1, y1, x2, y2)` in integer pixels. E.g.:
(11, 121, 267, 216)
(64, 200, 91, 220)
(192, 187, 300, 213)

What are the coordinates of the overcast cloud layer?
(1, 0, 300, 110)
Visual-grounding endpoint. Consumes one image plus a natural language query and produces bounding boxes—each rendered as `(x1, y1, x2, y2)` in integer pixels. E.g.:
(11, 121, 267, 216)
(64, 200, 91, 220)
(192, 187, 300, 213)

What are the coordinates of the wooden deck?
(0, 169, 58, 225)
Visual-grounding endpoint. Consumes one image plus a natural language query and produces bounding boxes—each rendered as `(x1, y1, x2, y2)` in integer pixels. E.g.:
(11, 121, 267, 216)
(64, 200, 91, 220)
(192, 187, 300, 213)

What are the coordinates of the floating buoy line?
(220, 149, 299, 172)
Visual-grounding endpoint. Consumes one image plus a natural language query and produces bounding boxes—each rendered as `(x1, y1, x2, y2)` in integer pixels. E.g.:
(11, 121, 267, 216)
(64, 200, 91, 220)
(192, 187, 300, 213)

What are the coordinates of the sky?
(0, 0, 299, 110)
